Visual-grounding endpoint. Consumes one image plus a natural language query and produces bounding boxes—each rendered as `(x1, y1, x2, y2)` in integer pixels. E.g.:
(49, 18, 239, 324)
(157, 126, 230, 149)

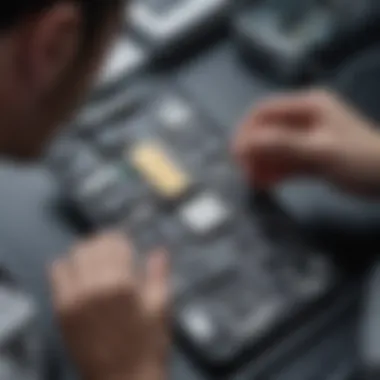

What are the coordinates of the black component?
(141, 0, 179, 15)
(232, 0, 380, 84)
(332, 46, 380, 123)
(76, 81, 152, 137)
(46, 138, 102, 184)
(129, 0, 230, 60)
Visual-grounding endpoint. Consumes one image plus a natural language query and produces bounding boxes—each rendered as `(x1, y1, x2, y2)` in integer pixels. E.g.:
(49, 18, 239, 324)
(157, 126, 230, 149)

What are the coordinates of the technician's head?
(0, 0, 123, 159)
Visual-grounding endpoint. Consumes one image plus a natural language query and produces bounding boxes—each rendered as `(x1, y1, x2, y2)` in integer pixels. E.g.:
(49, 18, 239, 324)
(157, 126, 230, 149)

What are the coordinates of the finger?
(143, 249, 170, 320)
(89, 232, 134, 273)
(72, 232, 136, 289)
(252, 91, 327, 124)
(239, 126, 323, 186)
(49, 259, 75, 312)
(242, 125, 316, 160)
(232, 92, 318, 159)
(233, 106, 263, 158)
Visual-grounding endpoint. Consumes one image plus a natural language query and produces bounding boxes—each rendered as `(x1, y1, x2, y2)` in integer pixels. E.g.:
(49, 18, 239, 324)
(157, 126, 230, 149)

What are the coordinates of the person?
(0, 2, 169, 380)
(0, 2, 380, 380)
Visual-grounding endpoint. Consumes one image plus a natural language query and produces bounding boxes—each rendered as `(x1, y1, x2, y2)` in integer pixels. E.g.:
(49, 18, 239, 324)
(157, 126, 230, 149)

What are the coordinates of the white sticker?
(180, 192, 231, 235)
(98, 38, 145, 86)
(156, 97, 194, 130)
(182, 307, 214, 342)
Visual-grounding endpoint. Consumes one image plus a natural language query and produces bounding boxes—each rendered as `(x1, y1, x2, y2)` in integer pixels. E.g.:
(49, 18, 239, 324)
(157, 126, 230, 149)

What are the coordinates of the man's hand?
(234, 90, 380, 195)
(50, 233, 169, 380)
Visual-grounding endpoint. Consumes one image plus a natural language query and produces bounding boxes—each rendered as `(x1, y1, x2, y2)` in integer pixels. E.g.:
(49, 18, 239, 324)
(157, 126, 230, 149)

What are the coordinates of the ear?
(17, 2, 81, 95)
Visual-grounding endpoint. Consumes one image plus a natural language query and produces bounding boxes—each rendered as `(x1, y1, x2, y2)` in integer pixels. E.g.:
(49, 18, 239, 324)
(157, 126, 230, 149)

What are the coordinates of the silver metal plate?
(129, 0, 228, 40)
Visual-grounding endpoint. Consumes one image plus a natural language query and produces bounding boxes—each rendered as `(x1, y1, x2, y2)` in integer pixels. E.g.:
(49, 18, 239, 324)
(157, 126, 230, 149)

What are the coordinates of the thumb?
(144, 249, 170, 320)
(247, 126, 318, 163)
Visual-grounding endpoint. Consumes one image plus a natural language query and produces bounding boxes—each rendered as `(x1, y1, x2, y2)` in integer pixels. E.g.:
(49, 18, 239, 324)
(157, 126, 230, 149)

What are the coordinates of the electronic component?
(179, 305, 216, 344)
(154, 95, 220, 165)
(156, 96, 195, 131)
(179, 192, 231, 235)
(128, 0, 229, 50)
(96, 37, 147, 92)
(233, 0, 380, 83)
(233, 0, 334, 83)
(74, 165, 119, 200)
(129, 141, 191, 199)
(76, 83, 149, 133)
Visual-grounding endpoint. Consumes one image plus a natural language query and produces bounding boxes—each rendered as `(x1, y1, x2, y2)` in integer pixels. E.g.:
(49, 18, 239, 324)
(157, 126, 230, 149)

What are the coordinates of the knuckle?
(55, 295, 83, 318)
(93, 278, 135, 301)
(71, 231, 125, 251)
(315, 132, 337, 155)
(100, 232, 133, 255)
(311, 89, 332, 107)
(69, 241, 91, 257)
(111, 279, 134, 296)
(156, 304, 169, 321)
(56, 286, 132, 317)
(149, 297, 170, 321)
(255, 96, 277, 111)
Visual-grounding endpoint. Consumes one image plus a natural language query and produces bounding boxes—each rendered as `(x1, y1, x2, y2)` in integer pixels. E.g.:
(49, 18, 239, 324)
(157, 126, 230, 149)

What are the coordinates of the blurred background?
(5, 0, 380, 379)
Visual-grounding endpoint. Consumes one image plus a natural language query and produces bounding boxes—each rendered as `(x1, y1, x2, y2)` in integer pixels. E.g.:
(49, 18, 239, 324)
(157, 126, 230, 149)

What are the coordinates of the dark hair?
(0, 1, 122, 43)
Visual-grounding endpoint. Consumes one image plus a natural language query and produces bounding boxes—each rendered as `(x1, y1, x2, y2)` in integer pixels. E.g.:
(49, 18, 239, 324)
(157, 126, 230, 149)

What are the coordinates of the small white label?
(179, 192, 231, 235)
(98, 38, 145, 86)
(156, 97, 194, 130)
(181, 307, 214, 342)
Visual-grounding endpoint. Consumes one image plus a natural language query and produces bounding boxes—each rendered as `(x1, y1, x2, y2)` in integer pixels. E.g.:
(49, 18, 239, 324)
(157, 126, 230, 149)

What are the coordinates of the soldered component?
(129, 141, 191, 199)
(179, 192, 231, 235)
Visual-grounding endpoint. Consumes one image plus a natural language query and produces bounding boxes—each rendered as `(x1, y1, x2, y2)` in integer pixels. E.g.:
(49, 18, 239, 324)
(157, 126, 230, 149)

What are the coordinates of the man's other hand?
(234, 90, 380, 195)
(50, 233, 169, 380)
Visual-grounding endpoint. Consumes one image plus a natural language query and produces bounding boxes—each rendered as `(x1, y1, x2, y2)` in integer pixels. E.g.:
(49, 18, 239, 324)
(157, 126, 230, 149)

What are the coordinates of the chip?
(129, 142, 190, 199)
(180, 192, 231, 235)
(181, 306, 215, 343)
(156, 97, 194, 130)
